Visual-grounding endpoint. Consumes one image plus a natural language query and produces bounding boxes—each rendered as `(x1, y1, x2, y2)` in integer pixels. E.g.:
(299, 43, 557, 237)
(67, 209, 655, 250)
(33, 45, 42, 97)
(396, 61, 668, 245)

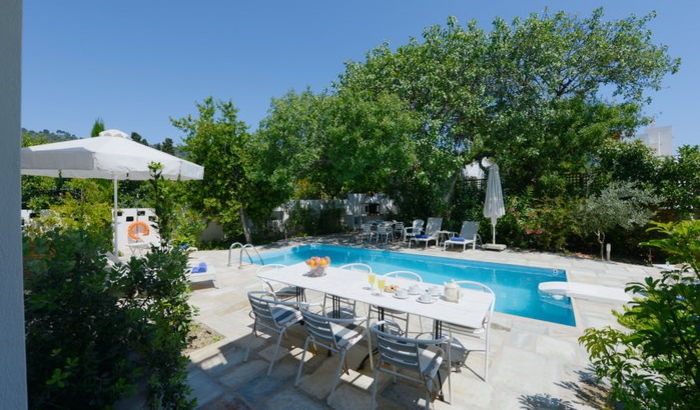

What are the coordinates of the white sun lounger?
(538, 281, 632, 304)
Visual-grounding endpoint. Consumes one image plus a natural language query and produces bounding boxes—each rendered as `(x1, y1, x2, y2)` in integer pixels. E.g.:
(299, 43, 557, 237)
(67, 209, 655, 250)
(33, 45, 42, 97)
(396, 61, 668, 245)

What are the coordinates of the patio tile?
(219, 360, 268, 388)
(198, 393, 251, 410)
(534, 335, 580, 363)
(235, 373, 289, 406)
(188, 368, 225, 408)
(262, 387, 329, 410)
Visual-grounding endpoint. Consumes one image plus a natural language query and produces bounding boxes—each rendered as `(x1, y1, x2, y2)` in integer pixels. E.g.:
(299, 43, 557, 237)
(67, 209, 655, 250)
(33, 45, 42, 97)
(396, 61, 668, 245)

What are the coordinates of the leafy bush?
(24, 189, 113, 250)
(24, 229, 134, 408)
(24, 228, 195, 409)
(285, 202, 346, 237)
(115, 248, 195, 408)
(496, 194, 582, 251)
(318, 206, 345, 234)
(657, 145, 700, 220)
(579, 220, 700, 409)
(579, 181, 659, 259)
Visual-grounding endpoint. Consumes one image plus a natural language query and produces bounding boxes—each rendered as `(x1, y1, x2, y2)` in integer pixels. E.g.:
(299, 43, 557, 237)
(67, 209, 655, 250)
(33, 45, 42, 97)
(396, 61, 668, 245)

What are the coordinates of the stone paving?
(184, 235, 660, 409)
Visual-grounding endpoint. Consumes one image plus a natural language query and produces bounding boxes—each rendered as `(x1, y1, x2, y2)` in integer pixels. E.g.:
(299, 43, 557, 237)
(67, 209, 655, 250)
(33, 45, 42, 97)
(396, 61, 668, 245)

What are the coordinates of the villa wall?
(0, 0, 28, 406)
(270, 192, 398, 231)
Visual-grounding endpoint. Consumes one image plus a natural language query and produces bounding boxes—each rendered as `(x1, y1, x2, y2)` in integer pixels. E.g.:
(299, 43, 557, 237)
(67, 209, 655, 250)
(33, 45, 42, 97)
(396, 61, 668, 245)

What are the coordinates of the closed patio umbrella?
(21, 129, 204, 254)
(483, 163, 505, 244)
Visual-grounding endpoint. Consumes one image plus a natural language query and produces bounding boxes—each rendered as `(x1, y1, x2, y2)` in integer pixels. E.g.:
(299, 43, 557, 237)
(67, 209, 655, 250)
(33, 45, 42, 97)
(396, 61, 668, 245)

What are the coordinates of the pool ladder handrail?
(227, 242, 263, 267)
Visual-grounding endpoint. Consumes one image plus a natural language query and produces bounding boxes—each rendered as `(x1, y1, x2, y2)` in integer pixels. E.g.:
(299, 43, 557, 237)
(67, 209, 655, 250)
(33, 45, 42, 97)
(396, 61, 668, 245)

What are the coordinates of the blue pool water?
(260, 244, 575, 326)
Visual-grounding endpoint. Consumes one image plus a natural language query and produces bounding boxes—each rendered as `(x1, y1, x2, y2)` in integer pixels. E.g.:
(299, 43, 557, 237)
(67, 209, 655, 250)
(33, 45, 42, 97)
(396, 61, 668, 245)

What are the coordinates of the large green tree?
(337, 9, 679, 194)
(255, 89, 423, 199)
(172, 97, 283, 243)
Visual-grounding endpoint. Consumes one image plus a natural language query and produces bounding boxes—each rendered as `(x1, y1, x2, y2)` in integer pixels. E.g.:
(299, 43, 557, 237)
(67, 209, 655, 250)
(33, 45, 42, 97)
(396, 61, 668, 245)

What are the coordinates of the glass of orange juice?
(377, 277, 386, 296)
(367, 273, 376, 290)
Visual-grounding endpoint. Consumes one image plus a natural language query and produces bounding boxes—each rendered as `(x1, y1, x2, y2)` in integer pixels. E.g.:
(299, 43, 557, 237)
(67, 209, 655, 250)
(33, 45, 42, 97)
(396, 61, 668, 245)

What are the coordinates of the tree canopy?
(336, 9, 679, 193)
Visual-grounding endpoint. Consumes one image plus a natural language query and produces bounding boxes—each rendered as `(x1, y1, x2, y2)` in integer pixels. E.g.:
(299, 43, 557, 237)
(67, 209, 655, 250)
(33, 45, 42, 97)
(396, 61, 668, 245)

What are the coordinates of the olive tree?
(579, 181, 659, 259)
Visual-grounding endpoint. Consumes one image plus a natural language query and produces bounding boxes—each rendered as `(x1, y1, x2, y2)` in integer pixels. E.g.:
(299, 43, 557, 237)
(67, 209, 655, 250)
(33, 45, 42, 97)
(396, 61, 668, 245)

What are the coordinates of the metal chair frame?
(322, 263, 372, 317)
(256, 264, 302, 301)
(244, 290, 302, 375)
(370, 271, 424, 334)
(442, 281, 495, 381)
(370, 320, 451, 409)
(295, 306, 371, 405)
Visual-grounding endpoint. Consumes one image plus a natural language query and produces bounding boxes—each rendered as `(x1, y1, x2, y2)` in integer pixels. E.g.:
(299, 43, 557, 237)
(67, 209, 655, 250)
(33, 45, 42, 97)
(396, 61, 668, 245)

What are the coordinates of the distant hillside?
(22, 128, 78, 145)
(21, 128, 187, 158)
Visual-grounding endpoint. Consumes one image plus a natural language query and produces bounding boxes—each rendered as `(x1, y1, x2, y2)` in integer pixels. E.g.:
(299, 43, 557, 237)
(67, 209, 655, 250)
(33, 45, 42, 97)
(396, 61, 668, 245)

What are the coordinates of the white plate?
(408, 288, 422, 295)
(393, 293, 410, 300)
(416, 297, 436, 304)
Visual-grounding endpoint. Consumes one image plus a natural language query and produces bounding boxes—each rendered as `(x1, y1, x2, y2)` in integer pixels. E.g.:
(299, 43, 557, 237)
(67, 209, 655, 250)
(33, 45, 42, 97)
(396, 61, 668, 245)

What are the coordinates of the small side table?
(436, 230, 455, 246)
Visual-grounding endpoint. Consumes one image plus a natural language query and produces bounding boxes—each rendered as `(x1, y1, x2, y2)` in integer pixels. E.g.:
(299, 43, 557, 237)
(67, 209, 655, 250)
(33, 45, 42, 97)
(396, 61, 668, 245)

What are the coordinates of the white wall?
(116, 208, 161, 252)
(0, 0, 28, 407)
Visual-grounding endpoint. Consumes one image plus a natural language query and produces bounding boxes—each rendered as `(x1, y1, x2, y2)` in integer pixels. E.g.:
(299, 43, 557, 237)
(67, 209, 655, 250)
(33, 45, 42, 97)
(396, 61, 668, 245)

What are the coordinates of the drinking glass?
(377, 277, 386, 296)
(367, 273, 376, 290)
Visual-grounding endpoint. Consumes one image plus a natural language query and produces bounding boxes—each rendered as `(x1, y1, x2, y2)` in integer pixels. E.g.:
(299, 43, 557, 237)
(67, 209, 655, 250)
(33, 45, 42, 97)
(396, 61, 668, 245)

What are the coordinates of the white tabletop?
(257, 263, 493, 329)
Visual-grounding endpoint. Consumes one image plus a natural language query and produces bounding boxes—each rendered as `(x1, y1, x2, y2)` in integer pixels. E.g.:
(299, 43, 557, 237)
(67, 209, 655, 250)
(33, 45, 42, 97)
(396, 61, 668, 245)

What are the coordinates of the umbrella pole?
(113, 176, 118, 255)
(492, 222, 496, 244)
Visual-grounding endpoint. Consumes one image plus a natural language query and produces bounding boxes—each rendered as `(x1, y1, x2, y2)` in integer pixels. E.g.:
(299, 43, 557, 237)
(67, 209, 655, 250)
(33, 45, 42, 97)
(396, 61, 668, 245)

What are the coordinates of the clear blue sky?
(22, 0, 700, 148)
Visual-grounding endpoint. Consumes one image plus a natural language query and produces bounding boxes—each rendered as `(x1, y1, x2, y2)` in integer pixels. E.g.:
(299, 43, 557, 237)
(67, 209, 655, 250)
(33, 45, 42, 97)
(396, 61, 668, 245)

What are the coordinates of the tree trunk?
(596, 231, 605, 260)
(240, 207, 252, 244)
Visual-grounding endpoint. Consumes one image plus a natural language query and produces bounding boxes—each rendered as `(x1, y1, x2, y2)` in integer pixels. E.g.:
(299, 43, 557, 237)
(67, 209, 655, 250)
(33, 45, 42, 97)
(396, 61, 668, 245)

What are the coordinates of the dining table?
(257, 262, 495, 403)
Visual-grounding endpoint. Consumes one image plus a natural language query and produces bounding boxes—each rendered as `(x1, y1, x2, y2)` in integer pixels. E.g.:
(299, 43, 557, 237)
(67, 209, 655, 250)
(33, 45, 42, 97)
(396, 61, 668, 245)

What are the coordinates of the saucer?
(408, 287, 422, 295)
(416, 296, 436, 304)
(393, 293, 410, 300)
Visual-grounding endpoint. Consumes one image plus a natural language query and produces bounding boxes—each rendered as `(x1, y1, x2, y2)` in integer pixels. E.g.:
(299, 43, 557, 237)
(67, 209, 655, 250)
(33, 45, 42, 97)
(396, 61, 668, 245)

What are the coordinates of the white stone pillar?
(0, 0, 28, 407)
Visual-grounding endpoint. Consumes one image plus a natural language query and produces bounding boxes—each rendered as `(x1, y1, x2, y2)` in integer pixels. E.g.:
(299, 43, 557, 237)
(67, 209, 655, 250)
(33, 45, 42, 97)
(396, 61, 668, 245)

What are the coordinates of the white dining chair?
(256, 264, 302, 301)
(370, 320, 450, 409)
(295, 306, 371, 405)
(322, 263, 372, 318)
(441, 281, 495, 381)
(245, 291, 303, 375)
(370, 271, 424, 334)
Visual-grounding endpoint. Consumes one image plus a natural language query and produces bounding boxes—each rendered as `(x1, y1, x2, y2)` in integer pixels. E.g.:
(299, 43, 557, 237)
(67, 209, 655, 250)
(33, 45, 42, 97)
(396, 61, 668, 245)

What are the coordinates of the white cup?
(396, 288, 408, 298)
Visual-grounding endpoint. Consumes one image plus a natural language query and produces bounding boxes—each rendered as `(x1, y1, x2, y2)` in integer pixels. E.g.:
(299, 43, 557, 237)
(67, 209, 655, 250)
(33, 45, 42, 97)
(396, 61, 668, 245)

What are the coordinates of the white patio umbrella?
(21, 129, 204, 253)
(483, 163, 505, 244)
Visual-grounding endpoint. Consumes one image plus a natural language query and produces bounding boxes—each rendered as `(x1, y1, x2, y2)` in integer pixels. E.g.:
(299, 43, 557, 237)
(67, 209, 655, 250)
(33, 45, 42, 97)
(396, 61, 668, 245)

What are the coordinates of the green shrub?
(318, 205, 345, 234)
(579, 220, 700, 409)
(24, 228, 195, 409)
(496, 193, 582, 251)
(285, 202, 346, 237)
(114, 248, 195, 408)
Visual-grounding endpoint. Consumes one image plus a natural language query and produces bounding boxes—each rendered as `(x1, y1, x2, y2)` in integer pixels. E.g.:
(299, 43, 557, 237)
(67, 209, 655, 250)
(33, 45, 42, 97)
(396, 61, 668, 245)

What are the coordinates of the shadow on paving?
(518, 367, 610, 410)
(189, 319, 451, 410)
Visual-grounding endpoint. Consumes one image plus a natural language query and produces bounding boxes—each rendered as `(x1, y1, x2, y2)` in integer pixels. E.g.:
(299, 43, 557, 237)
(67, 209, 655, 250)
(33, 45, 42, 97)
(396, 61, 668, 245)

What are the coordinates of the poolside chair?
(370, 320, 450, 410)
(409, 217, 442, 249)
(440, 281, 495, 381)
(186, 260, 218, 288)
(244, 291, 303, 375)
(295, 306, 371, 405)
(443, 221, 481, 251)
(376, 223, 393, 243)
(257, 264, 303, 301)
(370, 271, 424, 334)
(393, 222, 405, 240)
(322, 263, 372, 318)
(403, 219, 424, 242)
(358, 223, 375, 242)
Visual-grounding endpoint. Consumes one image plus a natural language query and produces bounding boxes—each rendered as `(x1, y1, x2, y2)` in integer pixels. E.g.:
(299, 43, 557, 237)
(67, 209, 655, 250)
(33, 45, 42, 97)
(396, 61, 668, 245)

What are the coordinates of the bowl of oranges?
(305, 256, 330, 277)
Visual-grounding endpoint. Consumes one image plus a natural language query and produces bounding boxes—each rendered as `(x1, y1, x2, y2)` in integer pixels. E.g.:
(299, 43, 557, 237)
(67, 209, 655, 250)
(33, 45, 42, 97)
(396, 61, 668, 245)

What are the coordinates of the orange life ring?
(128, 221, 150, 240)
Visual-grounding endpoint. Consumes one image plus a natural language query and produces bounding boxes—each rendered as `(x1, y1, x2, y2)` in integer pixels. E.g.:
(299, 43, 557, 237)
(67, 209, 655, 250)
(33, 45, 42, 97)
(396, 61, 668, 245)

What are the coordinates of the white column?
(0, 0, 28, 407)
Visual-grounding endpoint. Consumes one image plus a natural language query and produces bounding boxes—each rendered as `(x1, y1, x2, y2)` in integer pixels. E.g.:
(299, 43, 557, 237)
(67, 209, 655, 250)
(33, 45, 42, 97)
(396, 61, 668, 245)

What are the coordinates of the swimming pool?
(259, 244, 576, 326)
